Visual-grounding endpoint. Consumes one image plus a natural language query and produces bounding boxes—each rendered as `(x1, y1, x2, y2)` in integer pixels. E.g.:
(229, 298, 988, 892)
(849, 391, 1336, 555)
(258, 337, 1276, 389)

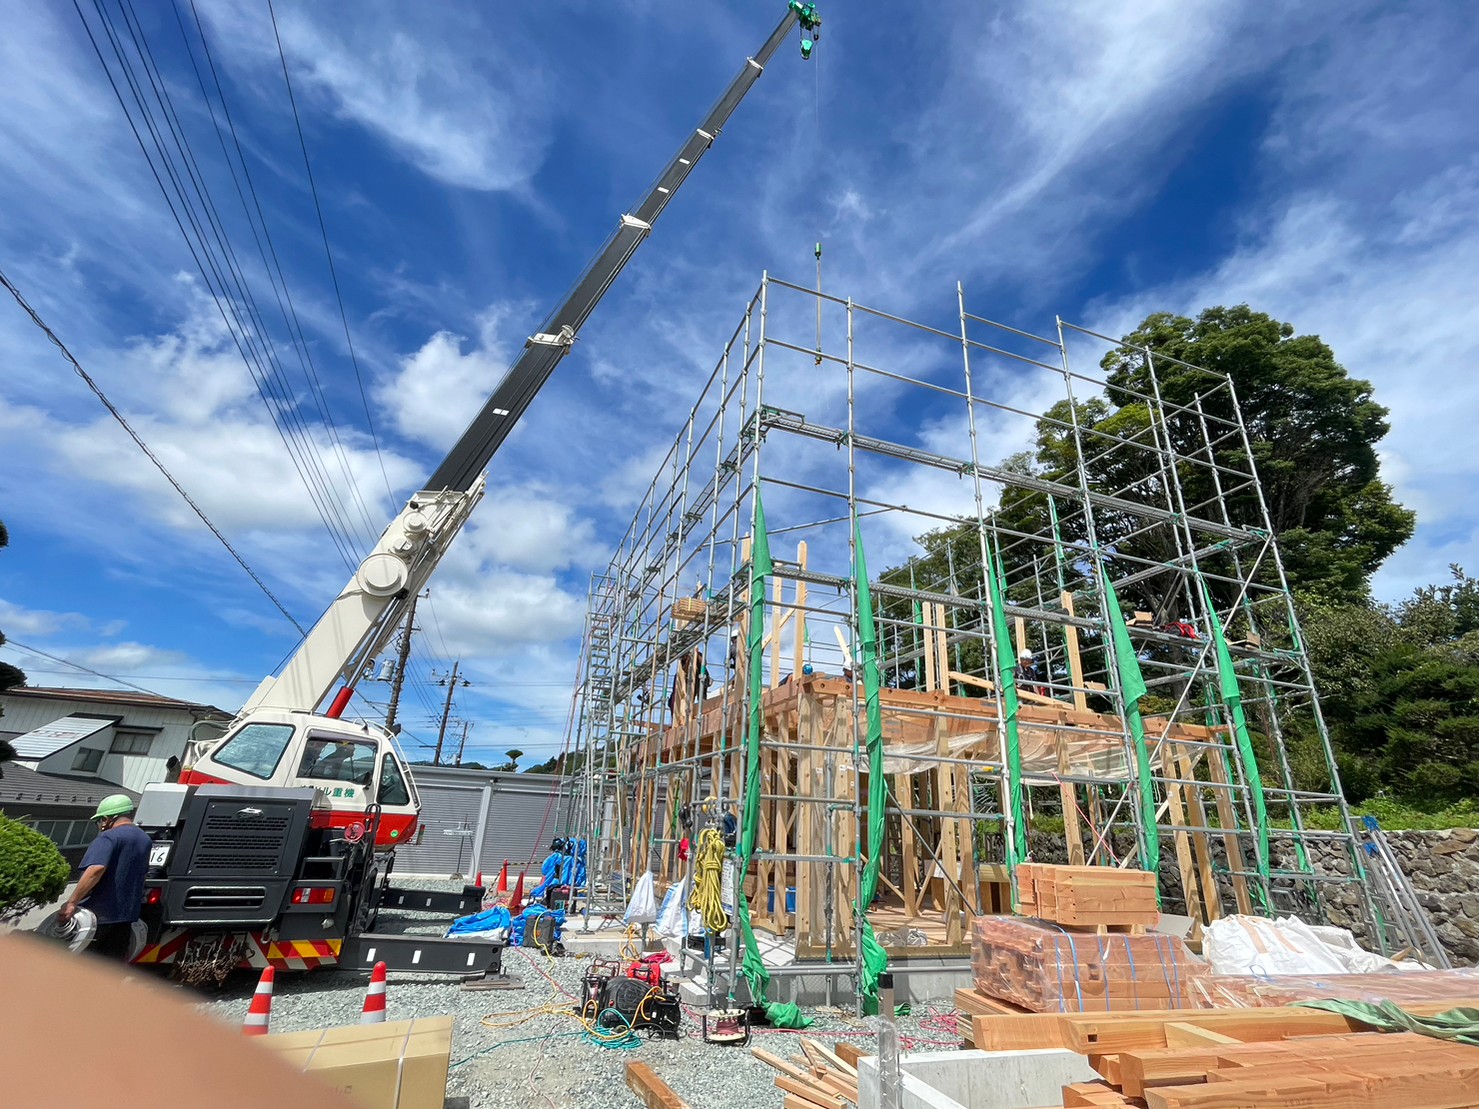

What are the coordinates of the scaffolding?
(569, 273, 1399, 995)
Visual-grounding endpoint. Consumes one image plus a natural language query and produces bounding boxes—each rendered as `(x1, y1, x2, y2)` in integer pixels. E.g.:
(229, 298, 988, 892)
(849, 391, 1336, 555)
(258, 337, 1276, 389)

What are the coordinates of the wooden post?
(1160, 738, 1205, 928)
(1061, 592, 1089, 712)
(1205, 741, 1254, 915)
(1179, 745, 1222, 924)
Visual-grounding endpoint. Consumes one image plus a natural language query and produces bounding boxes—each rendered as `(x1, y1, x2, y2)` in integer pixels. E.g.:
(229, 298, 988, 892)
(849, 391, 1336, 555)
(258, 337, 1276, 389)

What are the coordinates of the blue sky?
(1, 1, 1475, 764)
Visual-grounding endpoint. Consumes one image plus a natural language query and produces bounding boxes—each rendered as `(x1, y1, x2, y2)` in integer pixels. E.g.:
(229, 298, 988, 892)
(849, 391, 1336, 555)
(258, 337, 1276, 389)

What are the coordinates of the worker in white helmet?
(59, 794, 151, 960)
(1016, 648, 1044, 696)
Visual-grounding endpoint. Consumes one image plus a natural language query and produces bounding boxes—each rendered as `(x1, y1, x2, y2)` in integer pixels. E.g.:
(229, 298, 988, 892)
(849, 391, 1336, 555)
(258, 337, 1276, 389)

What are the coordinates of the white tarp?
(1204, 914, 1430, 976)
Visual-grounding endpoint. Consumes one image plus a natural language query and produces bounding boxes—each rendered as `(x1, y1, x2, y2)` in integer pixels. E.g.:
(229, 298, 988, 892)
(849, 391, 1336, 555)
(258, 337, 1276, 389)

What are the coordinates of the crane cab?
(181, 709, 420, 849)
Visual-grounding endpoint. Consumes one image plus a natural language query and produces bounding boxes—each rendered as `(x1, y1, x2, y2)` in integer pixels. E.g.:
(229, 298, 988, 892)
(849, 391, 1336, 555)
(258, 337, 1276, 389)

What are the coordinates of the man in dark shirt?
(60, 794, 151, 961)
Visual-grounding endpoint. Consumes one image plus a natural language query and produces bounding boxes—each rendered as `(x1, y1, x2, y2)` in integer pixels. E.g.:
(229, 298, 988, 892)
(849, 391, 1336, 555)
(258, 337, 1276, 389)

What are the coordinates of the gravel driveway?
(194, 881, 962, 1108)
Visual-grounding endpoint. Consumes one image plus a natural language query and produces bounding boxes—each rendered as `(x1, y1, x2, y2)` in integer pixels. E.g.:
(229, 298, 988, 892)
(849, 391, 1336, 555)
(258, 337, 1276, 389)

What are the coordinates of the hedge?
(0, 813, 71, 921)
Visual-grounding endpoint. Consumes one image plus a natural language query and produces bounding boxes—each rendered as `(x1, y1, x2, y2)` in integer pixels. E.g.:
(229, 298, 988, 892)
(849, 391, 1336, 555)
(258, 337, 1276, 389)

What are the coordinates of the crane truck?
(125, 3, 821, 982)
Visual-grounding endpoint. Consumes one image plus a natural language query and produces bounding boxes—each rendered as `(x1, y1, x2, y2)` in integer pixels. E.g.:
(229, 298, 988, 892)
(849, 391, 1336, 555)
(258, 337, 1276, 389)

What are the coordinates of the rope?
(689, 826, 730, 934)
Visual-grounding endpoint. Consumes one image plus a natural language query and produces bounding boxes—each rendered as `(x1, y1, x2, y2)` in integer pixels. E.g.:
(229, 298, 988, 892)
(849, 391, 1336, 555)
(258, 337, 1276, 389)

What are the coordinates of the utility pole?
(454, 720, 472, 766)
(384, 592, 420, 733)
(433, 660, 464, 765)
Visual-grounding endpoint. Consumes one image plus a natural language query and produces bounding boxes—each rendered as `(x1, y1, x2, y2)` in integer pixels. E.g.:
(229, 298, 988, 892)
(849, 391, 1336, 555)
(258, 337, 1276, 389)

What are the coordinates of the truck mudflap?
(132, 930, 342, 971)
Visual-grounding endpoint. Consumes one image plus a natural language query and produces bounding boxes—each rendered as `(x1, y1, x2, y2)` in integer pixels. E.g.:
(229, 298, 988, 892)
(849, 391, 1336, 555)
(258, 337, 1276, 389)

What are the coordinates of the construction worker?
(59, 794, 151, 961)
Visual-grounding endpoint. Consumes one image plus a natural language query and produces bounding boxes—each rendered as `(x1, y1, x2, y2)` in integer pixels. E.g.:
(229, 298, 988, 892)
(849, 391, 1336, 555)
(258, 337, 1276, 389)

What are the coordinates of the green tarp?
(1201, 578, 1270, 880)
(1101, 569, 1160, 875)
(983, 536, 1026, 870)
(852, 514, 889, 1013)
(734, 489, 811, 1028)
(1298, 999, 1479, 1046)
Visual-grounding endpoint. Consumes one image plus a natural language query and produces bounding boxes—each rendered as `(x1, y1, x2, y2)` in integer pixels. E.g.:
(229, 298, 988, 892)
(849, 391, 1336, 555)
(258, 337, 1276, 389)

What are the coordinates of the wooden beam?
(1062, 591, 1089, 712)
(625, 1061, 691, 1109)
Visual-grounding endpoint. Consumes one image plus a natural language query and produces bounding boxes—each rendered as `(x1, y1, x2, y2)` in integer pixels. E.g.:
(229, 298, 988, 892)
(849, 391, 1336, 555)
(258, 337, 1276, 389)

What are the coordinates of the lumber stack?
(1018, 863, 1160, 928)
(972, 915, 1208, 1013)
(962, 1003, 1479, 1109)
(752, 1038, 864, 1108)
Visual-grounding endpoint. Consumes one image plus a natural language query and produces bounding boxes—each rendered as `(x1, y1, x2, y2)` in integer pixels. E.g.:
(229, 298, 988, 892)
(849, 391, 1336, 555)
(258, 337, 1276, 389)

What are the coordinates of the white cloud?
(195, 0, 553, 192)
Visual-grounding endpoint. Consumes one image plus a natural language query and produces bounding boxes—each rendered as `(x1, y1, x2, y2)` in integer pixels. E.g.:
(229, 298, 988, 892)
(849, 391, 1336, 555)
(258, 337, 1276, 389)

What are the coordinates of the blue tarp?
(447, 905, 511, 936)
(510, 904, 566, 946)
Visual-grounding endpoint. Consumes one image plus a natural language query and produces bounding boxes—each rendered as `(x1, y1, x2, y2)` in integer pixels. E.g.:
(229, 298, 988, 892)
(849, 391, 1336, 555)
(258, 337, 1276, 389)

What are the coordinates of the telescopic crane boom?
(187, 4, 821, 848)
(241, 3, 818, 721)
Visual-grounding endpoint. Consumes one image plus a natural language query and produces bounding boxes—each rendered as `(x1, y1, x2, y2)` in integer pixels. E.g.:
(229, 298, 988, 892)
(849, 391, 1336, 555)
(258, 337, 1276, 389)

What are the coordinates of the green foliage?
(1287, 798, 1479, 832)
(1297, 567, 1479, 808)
(0, 814, 71, 921)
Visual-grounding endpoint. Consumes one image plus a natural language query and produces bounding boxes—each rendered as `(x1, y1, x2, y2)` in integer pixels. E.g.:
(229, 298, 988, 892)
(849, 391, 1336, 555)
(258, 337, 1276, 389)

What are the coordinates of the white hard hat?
(1018, 649, 1033, 660)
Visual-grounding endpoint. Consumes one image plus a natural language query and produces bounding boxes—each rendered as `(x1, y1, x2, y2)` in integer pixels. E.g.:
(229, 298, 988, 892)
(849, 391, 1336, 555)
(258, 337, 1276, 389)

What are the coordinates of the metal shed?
(393, 766, 573, 881)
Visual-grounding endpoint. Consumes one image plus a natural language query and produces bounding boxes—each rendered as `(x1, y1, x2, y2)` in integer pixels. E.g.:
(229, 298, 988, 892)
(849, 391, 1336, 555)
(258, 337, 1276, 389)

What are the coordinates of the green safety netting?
(734, 488, 811, 1028)
(851, 514, 890, 1013)
(983, 536, 1026, 872)
(1200, 577, 1271, 882)
(1100, 569, 1161, 875)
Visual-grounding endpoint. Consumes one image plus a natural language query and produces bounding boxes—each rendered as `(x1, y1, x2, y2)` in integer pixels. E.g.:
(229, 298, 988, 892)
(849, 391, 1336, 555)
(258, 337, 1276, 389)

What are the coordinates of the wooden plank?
(834, 1042, 870, 1068)
(1061, 1009, 1380, 1055)
(972, 1013, 1074, 1051)
(1062, 591, 1089, 713)
(751, 1047, 810, 1081)
(1163, 1022, 1239, 1048)
(625, 1061, 692, 1109)
(774, 1074, 846, 1109)
(800, 1039, 858, 1078)
(1177, 745, 1221, 927)
(1160, 739, 1204, 929)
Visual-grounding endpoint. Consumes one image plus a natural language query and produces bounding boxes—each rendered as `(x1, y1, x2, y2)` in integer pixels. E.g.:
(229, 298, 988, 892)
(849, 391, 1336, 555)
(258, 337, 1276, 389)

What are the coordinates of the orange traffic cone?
(359, 961, 388, 1024)
(508, 870, 526, 915)
(475, 870, 483, 890)
(242, 966, 274, 1036)
(496, 860, 510, 895)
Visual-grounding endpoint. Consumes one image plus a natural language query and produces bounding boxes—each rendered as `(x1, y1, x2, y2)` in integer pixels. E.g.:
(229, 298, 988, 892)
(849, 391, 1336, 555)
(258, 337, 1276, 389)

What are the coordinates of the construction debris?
(752, 1037, 862, 1108)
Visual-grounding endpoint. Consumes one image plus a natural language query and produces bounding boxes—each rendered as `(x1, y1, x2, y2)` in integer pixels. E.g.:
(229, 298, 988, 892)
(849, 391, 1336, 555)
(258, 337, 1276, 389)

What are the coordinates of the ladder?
(1354, 816, 1451, 968)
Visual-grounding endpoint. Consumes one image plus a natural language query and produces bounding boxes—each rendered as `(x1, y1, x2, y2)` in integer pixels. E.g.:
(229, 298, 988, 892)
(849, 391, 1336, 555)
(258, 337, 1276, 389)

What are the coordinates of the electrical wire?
(0, 267, 307, 636)
(3, 640, 164, 697)
(73, 0, 376, 569)
(263, 0, 397, 516)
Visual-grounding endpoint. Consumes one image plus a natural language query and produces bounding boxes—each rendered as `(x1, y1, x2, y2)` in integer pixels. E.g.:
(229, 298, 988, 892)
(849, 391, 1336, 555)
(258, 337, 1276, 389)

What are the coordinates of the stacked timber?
(972, 916, 1208, 1013)
(966, 1003, 1479, 1109)
(1018, 863, 1160, 929)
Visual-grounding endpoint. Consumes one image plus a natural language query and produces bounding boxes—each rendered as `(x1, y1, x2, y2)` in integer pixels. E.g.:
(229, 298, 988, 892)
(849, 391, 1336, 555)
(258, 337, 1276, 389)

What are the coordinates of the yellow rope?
(689, 826, 730, 934)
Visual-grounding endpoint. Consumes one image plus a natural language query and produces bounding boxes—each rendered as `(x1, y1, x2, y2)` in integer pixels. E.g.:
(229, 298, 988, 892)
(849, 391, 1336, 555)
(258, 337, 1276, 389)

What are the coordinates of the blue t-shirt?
(78, 822, 152, 925)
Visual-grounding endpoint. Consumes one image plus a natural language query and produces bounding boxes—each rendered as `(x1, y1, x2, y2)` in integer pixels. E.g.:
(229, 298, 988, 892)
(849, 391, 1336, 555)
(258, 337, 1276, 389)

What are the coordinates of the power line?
(74, 0, 374, 569)
(264, 0, 397, 516)
(3, 640, 163, 696)
(0, 266, 307, 636)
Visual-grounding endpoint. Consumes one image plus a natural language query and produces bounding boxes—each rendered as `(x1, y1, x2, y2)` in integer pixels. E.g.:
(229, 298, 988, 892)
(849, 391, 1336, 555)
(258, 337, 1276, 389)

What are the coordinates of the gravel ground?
(192, 880, 965, 1109)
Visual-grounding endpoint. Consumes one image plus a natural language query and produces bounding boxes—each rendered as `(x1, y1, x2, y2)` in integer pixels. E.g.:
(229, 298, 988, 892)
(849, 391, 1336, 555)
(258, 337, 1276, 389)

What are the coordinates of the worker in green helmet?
(59, 794, 151, 961)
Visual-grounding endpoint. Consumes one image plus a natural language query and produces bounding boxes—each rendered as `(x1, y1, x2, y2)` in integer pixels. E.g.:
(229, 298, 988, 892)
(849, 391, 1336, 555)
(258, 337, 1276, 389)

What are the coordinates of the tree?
(497, 748, 524, 773)
(1297, 568, 1479, 806)
(0, 814, 70, 921)
(1097, 307, 1413, 605)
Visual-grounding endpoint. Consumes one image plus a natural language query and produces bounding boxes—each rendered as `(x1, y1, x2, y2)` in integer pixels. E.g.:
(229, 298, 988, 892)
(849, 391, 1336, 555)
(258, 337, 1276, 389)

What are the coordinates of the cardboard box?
(257, 1017, 453, 1109)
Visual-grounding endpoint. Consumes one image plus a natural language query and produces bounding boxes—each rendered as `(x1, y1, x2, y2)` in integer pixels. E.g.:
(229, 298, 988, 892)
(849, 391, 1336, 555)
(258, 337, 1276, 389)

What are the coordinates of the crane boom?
(428, 7, 807, 493)
(241, 4, 818, 717)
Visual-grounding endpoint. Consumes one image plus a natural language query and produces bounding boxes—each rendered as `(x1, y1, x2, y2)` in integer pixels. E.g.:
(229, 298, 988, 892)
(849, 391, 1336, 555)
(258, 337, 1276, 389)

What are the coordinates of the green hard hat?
(91, 794, 135, 820)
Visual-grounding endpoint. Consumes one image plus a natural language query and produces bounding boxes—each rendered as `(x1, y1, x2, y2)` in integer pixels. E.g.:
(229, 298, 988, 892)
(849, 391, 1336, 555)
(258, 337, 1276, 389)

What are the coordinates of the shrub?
(0, 814, 71, 921)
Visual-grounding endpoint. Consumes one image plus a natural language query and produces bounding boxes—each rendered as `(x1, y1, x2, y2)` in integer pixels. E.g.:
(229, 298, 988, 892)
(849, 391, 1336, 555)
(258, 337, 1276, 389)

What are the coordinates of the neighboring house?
(0, 687, 231, 861)
(0, 686, 231, 792)
(0, 764, 140, 867)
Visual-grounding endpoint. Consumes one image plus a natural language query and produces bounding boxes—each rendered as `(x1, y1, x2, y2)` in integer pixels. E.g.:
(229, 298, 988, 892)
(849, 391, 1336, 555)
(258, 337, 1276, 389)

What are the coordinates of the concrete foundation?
(857, 1049, 1096, 1109)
